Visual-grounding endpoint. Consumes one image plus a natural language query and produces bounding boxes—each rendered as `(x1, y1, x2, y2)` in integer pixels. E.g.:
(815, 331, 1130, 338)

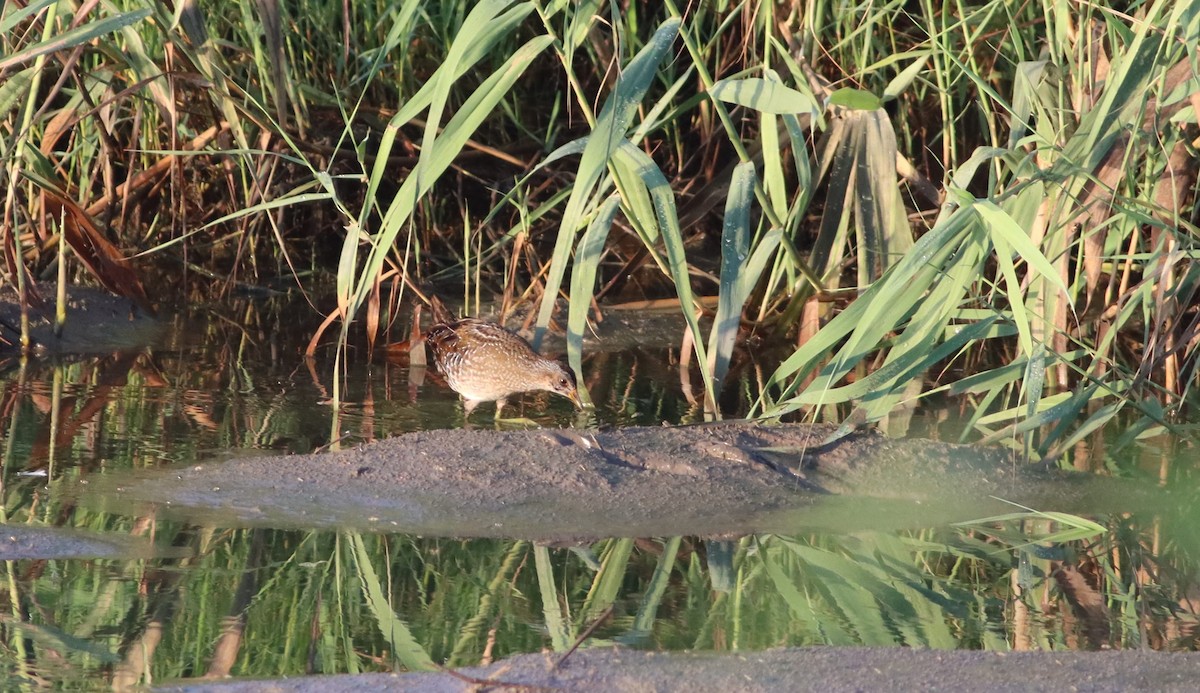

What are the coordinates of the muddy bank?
(161, 646, 1200, 692)
(79, 422, 1175, 541)
(0, 283, 163, 355)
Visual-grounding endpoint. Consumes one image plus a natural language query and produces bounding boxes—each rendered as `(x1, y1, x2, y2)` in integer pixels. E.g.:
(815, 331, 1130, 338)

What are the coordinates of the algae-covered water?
(2, 294, 1198, 688)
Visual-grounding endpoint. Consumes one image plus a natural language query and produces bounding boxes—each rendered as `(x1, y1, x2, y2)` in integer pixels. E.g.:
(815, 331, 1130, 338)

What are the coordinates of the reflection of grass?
(349, 532, 434, 671)
(3, 511, 1198, 685)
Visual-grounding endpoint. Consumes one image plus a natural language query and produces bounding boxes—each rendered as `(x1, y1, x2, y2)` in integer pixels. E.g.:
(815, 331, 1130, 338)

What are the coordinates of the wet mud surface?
(162, 646, 1200, 692)
(79, 422, 1173, 542)
(0, 283, 164, 355)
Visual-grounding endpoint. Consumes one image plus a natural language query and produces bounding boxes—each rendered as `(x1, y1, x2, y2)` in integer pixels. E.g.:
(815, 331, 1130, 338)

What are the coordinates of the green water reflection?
(1, 298, 1197, 687)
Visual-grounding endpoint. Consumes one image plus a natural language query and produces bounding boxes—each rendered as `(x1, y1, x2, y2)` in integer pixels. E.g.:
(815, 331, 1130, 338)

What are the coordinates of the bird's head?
(540, 362, 582, 409)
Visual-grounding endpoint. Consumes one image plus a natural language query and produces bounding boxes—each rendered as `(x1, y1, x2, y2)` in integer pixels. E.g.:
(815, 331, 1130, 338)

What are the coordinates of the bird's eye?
(560, 378, 570, 388)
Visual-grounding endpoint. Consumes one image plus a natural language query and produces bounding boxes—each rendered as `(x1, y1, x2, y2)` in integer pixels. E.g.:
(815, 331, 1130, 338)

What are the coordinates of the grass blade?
(567, 195, 621, 379)
(707, 161, 756, 398)
(533, 17, 681, 348)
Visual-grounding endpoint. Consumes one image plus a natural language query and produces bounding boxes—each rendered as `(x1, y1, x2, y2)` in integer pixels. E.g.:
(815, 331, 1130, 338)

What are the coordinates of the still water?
(1, 295, 1197, 687)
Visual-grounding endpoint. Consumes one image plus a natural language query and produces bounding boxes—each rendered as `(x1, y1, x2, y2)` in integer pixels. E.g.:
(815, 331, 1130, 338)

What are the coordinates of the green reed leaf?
(352, 33, 552, 322)
(534, 17, 681, 348)
(709, 77, 819, 116)
(707, 161, 756, 397)
(0, 8, 150, 71)
(568, 195, 621, 378)
(827, 88, 882, 111)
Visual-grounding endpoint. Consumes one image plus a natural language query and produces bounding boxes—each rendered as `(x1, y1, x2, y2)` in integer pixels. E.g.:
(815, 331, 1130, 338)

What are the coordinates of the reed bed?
(2, 0, 1197, 458)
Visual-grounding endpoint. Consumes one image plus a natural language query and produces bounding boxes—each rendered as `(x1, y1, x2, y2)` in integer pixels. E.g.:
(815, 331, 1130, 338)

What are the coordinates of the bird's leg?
(493, 398, 541, 428)
(463, 398, 480, 418)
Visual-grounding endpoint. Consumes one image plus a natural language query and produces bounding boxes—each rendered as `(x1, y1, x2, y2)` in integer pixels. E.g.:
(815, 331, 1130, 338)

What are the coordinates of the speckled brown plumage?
(425, 315, 581, 418)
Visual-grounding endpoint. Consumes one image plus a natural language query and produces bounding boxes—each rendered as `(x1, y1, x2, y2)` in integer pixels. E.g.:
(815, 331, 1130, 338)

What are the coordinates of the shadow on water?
(1, 294, 1198, 687)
